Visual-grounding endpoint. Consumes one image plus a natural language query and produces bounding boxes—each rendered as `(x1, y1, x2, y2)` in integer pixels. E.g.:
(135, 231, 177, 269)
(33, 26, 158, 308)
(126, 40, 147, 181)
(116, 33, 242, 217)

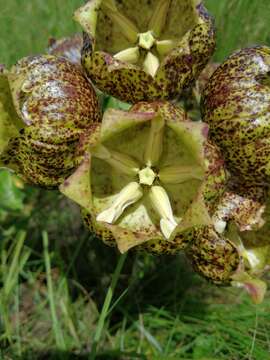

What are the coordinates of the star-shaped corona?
(93, 114, 203, 239)
(60, 101, 228, 255)
(74, 0, 216, 103)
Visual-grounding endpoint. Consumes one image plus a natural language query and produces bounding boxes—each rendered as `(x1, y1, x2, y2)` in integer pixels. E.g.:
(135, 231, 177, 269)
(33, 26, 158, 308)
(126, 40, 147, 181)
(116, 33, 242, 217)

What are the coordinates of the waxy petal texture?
(202, 46, 270, 185)
(0, 55, 100, 187)
(75, 0, 215, 103)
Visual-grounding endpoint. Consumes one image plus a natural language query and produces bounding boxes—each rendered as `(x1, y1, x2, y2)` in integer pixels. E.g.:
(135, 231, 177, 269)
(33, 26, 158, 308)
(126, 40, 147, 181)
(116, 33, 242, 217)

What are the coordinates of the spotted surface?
(3, 55, 100, 188)
(241, 197, 270, 260)
(82, 208, 116, 247)
(95, 0, 199, 54)
(139, 139, 228, 256)
(214, 183, 266, 232)
(201, 46, 270, 185)
(186, 227, 240, 285)
(48, 34, 83, 65)
(101, 101, 227, 256)
(61, 100, 245, 285)
(80, 2, 215, 103)
(126, 102, 242, 284)
(63, 101, 213, 251)
(130, 101, 189, 123)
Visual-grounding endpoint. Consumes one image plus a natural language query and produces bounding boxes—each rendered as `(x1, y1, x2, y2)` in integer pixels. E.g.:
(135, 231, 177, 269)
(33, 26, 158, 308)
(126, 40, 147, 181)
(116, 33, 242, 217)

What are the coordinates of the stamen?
(114, 47, 140, 63)
(156, 40, 176, 56)
(149, 185, 178, 239)
(96, 182, 143, 223)
(139, 167, 156, 186)
(101, 0, 139, 43)
(159, 165, 204, 184)
(148, 0, 172, 37)
(138, 31, 156, 50)
(92, 144, 140, 176)
(143, 52, 160, 77)
(144, 116, 164, 167)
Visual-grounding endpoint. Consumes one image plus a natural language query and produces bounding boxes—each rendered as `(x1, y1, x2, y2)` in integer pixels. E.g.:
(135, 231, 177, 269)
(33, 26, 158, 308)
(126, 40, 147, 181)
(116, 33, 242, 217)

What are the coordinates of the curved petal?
(156, 3, 215, 99)
(83, 51, 163, 103)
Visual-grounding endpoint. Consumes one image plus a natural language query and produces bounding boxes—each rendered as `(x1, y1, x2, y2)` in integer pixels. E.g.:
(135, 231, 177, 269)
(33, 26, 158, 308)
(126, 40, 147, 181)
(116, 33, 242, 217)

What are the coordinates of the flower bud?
(201, 46, 270, 185)
(0, 55, 100, 187)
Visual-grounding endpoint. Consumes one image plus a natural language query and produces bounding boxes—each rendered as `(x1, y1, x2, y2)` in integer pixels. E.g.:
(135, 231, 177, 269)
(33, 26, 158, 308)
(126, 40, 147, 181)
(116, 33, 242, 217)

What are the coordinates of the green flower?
(74, 0, 215, 103)
(0, 55, 100, 188)
(60, 101, 228, 255)
(187, 184, 268, 303)
(201, 46, 270, 185)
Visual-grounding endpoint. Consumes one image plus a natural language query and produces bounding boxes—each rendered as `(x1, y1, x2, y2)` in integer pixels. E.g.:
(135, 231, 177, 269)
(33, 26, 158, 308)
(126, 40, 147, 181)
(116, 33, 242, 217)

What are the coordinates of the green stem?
(43, 231, 66, 352)
(90, 252, 128, 360)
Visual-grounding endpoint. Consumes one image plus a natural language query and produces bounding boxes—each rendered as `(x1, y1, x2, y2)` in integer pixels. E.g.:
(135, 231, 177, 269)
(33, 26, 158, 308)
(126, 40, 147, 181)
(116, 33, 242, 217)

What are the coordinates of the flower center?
(108, 0, 175, 77)
(138, 166, 156, 186)
(138, 31, 156, 50)
(92, 115, 204, 241)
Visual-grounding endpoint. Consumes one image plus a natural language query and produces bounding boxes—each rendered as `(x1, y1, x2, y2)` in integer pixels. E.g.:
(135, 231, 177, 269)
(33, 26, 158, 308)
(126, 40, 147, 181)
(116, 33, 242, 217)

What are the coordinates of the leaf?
(0, 75, 18, 145)
(0, 170, 25, 211)
(102, 95, 131, 112)
(0, 72, 22, 166)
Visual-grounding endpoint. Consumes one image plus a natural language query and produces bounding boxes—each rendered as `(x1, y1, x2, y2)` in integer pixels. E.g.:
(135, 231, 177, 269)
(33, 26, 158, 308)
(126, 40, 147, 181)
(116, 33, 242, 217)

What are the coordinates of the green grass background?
(0, 1, 270, 359)
(1, 0, 270, 66)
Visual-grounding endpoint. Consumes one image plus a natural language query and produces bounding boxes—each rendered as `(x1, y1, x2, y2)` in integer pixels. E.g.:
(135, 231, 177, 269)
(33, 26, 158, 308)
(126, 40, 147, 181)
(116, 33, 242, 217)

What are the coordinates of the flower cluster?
(0, 0, 270, 303)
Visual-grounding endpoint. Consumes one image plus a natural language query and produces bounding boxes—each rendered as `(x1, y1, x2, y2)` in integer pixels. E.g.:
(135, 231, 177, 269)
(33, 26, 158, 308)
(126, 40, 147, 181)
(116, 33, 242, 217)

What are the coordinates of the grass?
(0, 0, 270, 359)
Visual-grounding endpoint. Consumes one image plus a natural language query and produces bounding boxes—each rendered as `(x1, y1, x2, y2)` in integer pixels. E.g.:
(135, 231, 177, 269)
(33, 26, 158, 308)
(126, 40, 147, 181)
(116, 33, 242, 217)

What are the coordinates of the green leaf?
(193, 335, 217, 359)
(0, 72, 22, 166)
(103, 95, 131, 112)
(0, 170, 25, 211)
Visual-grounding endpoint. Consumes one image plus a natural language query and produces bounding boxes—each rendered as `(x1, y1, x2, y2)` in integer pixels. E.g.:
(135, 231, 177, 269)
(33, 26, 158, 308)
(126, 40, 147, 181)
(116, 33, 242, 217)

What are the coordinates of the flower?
(201, 46, 270, 185)
(74, 0, 215, 103)
(186, 183, 268, 302)
(0, 54, 100, 187)
(60, 101, 228, 255)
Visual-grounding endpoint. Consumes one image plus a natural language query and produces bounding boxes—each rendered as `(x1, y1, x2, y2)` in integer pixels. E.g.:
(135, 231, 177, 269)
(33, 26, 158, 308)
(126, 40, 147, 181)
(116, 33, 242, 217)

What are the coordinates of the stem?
(90, 252, 127, 360)
(43, 231, 66, 351)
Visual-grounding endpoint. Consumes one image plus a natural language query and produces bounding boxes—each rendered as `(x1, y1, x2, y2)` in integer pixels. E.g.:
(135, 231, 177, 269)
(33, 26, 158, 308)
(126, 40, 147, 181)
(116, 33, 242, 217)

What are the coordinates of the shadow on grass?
(63, 230, 210, 317)
(15, 350, 147, 360)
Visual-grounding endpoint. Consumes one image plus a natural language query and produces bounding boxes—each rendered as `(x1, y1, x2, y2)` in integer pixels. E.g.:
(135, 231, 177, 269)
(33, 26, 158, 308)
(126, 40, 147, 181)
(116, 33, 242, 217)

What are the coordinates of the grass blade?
(42, 230, 66, 351)
(90, 252, 127, 360)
